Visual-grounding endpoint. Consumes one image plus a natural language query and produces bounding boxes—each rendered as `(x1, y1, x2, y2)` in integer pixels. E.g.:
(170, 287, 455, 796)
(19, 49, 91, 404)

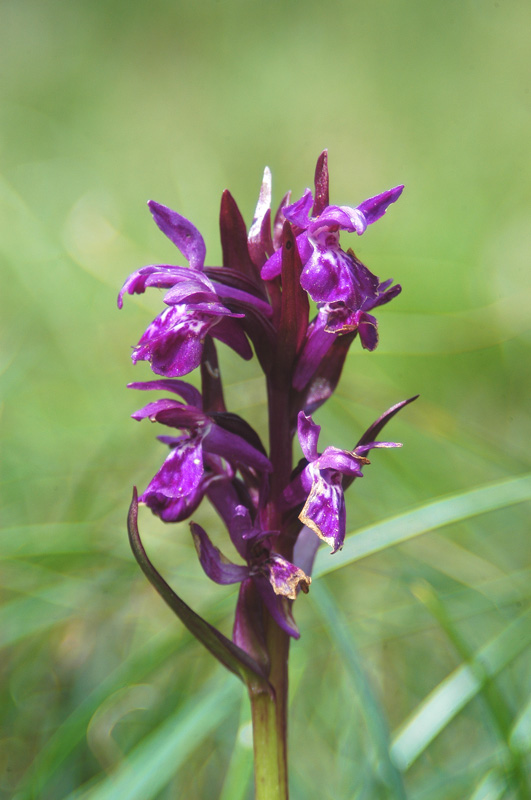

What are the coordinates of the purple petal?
(356, 185, 404, 227)
(148, 201, 206, 270)
(128, 379, 203, 409)
(261, 554, 311, 600)
(142, 493, 199, 522)
(308, 205, 366, 236)
(131, 398, 205, 428)
(191, 522, 249, 585)
(315, 446, 367, 476)
(228, 505, 254, 553)
(162, 273, 218, 306)
(207, 481, 251, 558)
(297, 411, 320, 462)
(282, 189, 313, 229)
(204, 424, 272, 474)
(210, 282, 273, 318)
(260, 246, 282, 281)
(363, 282, 402, 311)
(300, 245, 354, 304)
(282, 471, 309, 511)
(260, 231, 312, 281)
(206, 478, 241, 527)
(323, 304, 359, 335)
(131, 307, 207, 375)
(322, 306, 381, 350)
(143, 433, 204, 498)
(208, 413, 267, 464)
(118, 265, 190, 308)
(132, 306, 226, 378)
(357, 312, 379, 351)
(299, 466, 346, 553)
(210, 317, 253, 362)
(228, 504, 277, 553)
(141, 467, 219, 522)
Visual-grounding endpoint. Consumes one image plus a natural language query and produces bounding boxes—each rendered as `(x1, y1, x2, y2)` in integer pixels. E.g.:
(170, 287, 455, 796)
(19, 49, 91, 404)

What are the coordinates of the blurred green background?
(1, 0, 530, 798)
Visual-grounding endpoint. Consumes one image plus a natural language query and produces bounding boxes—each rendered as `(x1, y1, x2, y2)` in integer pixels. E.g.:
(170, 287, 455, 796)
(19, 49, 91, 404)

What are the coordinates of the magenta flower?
(261, 183, 402, 350)
(129, 380, 272, 520)
(118, 202, 255, 376)
(122, 154, 416, 796)
(284, 411, 402, 554)
(192, 487, 310, 644)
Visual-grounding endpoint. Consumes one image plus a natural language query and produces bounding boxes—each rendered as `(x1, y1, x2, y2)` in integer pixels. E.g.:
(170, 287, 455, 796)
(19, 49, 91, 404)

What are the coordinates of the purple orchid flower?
(129, 380, 272, 520)
(192, 486, 311, 647)
(120, 155, 418, 798)
(284, 411, 402, 554)
(118, 202, 255, 376)
(121, 155, 415, 779)
(261, 183, 402, 350)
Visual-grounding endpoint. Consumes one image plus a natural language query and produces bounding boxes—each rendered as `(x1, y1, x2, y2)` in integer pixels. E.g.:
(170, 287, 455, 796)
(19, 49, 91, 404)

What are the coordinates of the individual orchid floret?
(117, 201, 209, 307)
(260, 157, 402, 350)
(130, 302, 251, 377)
(261, 184, 402, 288)
(191, 502, 310, 642)
(129, 380, 272, 520)
(284, 412, 402, 554)
(296, 186, 402, 317)
(118, 201, 256, 377)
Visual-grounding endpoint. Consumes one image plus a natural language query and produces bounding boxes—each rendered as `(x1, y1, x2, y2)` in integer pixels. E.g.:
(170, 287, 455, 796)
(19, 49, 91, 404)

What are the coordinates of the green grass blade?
(13, 632, 181, 800)
(310, 581, 407, 799)
(390, 606, 531, 770)
(313, 474, 531, 577)
(218, 704, 253, 800)
(61, 675, 240, 800)
(467, 769, 505, 800)
(510, 691, 531, 754)
(411, 581, 529, 798)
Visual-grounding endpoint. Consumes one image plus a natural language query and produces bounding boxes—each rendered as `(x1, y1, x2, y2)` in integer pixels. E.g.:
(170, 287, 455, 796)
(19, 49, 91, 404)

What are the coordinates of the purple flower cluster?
(121, 151, 413, 665)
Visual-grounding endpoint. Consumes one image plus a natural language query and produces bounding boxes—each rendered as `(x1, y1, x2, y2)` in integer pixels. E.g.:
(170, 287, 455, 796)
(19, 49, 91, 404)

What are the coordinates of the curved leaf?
(128, 490, 271, 689)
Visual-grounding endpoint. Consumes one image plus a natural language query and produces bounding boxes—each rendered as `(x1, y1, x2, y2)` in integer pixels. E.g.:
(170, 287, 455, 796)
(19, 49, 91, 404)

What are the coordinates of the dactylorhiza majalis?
(119, 151, 416, 799)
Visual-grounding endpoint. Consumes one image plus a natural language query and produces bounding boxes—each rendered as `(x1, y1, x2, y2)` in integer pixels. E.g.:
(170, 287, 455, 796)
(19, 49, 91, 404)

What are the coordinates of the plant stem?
(249, 619, 290, 800)
(249, 361, 293, 798)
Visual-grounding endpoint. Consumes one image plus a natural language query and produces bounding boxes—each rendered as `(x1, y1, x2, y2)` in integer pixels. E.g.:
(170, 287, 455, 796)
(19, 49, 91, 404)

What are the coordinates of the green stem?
(249, 619, 290, 800)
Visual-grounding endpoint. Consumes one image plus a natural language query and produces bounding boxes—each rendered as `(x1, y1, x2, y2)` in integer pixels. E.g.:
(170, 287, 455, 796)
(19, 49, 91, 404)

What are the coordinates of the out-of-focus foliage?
(0, 0, 530, 798)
